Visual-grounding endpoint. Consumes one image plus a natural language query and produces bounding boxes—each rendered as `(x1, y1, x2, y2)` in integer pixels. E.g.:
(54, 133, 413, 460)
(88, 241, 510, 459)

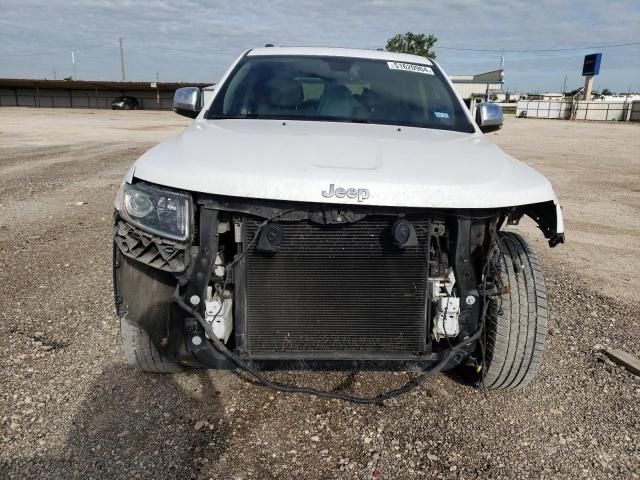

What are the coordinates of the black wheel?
(482, 232, 547, 389)
(120, 315, 182, 373)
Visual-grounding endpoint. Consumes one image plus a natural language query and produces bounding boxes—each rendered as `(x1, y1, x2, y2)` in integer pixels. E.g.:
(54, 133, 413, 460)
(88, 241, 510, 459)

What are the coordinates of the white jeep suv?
(113, 47, 564, 402)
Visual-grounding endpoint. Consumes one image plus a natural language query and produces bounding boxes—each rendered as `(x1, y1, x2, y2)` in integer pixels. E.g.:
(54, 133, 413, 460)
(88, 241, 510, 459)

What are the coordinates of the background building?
(526, 92, 564, 101)
(450, 69, 504, 112)
(0, 79, 209, 110)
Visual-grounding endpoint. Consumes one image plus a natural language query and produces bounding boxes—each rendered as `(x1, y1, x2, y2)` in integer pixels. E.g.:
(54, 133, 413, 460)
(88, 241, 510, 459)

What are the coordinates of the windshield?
(207, 55, 475, 133)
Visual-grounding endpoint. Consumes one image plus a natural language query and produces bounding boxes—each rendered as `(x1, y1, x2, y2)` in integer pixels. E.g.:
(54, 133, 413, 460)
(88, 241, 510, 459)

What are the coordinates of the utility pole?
(155, 72, 160, 104)
(53, 68, 56, 80)
(71, 51, 77, 80)
(562, 75, 567, 96)
(119, 37, 126, 81)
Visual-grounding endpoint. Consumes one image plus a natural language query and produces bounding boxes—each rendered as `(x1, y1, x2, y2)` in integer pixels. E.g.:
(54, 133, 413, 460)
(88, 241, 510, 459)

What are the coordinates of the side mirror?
(476, 102, 503, 133)
(173, 87, 202, 118)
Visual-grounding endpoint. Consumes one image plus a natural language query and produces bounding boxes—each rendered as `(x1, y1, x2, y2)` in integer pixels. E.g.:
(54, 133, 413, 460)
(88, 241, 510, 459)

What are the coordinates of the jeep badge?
(322, 184, 370, 202)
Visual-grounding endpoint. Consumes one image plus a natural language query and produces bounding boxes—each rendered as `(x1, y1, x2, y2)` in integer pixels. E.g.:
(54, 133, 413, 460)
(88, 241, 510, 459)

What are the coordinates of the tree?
(566, 87, 582, 97)
(63, 76, 73, 81)
(601, 88, 613, 96)
(385, 32, 437, 59)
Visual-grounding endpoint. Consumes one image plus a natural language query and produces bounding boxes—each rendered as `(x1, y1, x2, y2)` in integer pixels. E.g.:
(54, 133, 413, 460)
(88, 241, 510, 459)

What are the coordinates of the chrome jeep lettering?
(322, 184, 370, 202)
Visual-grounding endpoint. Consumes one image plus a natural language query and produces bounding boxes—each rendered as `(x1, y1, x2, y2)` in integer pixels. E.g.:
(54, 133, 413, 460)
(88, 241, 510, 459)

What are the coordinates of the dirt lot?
(0, 109, 638, 479)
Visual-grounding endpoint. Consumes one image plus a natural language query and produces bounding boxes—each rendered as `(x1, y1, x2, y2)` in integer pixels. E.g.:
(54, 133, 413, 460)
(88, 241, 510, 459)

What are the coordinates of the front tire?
(482, 232, 547, 389)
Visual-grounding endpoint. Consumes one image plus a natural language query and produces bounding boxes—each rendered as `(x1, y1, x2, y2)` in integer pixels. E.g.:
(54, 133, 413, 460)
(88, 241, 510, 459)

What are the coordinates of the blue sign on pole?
(582, 53, 602, 76)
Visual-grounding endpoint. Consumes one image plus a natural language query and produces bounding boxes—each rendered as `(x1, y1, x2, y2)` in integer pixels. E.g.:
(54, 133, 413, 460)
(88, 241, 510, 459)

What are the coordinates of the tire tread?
(483, 232, 547, 389)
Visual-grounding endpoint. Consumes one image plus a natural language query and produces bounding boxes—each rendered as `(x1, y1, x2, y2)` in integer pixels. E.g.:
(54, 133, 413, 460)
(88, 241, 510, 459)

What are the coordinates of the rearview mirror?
(476, 103, 503, 133)
(173, 87, 202, 118)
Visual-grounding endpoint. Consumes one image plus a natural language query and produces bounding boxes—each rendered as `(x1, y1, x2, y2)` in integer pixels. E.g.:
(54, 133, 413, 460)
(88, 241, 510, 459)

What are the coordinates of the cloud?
(1, 0, 638, 92)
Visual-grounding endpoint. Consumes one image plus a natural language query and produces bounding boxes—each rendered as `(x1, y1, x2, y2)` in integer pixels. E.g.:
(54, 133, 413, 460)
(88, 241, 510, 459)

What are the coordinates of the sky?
(1, 0, 639, 93)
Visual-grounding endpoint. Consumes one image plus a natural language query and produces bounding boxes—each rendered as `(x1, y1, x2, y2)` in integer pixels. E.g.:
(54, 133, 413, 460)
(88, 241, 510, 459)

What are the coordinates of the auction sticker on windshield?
(387, 62, 434, 75)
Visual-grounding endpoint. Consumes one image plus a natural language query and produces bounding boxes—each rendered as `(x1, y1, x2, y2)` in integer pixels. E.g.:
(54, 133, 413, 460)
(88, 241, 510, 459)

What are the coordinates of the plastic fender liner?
(510, 200, 565, 248)
(113, 246, 182, 356)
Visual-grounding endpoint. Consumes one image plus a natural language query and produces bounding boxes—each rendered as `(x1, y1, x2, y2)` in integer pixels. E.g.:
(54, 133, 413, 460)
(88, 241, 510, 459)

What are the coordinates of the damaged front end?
(505, 200, 565, 247)
(113, 181, 564, 378)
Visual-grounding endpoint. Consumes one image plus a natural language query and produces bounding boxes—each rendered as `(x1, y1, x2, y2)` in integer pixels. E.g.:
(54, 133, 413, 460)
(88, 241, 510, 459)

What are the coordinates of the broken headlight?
(116, 182, 192, 241)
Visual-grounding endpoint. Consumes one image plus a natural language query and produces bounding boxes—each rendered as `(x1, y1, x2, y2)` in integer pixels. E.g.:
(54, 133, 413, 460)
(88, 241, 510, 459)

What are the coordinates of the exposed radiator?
(244, 217, 429, 354)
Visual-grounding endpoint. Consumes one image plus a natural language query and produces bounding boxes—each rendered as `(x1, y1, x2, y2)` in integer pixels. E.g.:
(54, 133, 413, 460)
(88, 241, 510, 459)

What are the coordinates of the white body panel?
(132, 119, 558, 210)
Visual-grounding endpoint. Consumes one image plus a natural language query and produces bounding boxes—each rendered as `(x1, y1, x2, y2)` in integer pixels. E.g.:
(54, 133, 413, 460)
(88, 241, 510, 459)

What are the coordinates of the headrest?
(318, 84, 353, 117)
(268, 78, 303, 108)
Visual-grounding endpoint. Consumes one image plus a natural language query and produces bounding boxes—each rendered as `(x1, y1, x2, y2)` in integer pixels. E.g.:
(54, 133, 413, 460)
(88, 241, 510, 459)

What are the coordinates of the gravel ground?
(0, 109, 638, 479)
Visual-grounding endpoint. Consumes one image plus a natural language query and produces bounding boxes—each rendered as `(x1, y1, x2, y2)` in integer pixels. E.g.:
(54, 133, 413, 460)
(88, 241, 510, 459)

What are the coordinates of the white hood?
(131, 119, 557, 209)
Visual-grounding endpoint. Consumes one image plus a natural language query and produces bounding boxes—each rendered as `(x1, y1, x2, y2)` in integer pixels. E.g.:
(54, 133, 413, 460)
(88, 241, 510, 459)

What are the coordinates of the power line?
(0, 41, 116, 57)
(0, 21, 120, 35)
(437, 41, 640, 53)
(0, 40, 241, 58)
(131, 41, 240, 55)
(1, 39, 638, 58)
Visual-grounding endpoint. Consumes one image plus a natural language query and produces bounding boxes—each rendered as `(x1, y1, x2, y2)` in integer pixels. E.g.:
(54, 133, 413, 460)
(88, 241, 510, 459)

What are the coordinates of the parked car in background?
(111, 96, 140, 110)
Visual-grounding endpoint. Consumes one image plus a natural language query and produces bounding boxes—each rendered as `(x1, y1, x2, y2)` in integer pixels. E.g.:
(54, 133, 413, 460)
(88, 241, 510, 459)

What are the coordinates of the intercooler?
(243, 216, 430, 355)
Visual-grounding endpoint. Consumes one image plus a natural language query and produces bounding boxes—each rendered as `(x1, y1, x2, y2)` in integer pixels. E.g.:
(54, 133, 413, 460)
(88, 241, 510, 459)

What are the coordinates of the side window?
(298, 78, 325, 114)
(346, 83, 366, 96)
(299, 78, 325, 102)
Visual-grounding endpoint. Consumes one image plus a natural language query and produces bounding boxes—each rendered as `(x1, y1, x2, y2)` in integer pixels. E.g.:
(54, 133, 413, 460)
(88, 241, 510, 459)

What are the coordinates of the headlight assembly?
(116, 182, 192, 241)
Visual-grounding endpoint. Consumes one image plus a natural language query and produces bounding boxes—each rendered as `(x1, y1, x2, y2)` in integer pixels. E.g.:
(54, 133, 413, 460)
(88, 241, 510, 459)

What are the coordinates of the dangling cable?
(175, 211, 495, 404)
(174, 292, 484, 405)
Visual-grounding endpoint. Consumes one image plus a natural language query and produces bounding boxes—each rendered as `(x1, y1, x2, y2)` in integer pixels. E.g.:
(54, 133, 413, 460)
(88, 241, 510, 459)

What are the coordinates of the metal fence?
(516, 101, 571, 119)
(516, 100, 635, 122)
(629, 101, 640, 122)
(572, 102, 630, 121)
